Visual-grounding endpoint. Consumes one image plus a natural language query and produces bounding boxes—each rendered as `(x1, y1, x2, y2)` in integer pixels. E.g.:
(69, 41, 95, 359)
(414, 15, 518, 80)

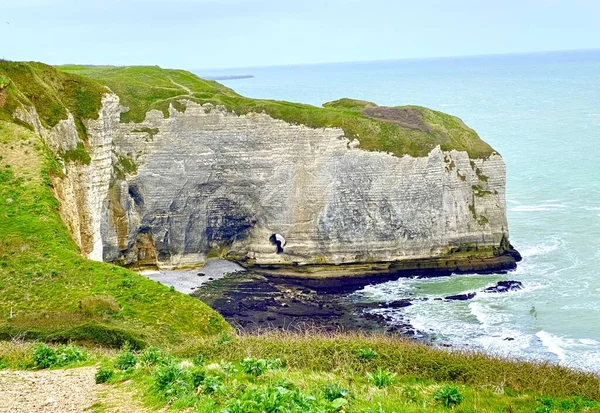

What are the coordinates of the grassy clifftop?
(0, 61, 107, 139)
(0, 121, 228, 347)
(0, 61, 495, 158)
(58, 64, 494, 159)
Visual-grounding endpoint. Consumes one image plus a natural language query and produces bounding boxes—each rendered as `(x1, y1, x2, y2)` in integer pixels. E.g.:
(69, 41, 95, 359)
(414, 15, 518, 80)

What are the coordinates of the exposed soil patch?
(0, 367, 97, 413)
(0, 366, 151, 413)
(362, 106, 432, 132)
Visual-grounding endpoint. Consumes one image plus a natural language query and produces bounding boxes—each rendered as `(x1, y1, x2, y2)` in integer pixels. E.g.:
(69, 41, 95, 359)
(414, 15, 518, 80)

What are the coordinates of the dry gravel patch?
(0, 367, 150, 413)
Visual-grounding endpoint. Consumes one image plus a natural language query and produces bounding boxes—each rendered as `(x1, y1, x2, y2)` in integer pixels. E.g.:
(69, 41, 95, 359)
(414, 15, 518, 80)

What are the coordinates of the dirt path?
(168, 77, 192, 95)
(0, 367, 150, 413)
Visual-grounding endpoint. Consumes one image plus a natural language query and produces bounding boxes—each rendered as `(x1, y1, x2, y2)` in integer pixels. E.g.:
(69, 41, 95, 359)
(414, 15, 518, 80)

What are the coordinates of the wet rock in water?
(192, 270, 428, 337)
(508, 243, 523, 262)
(504, 337, 515, 341)
(484, 280, 523, 293)
(445, 292, 476, 301)
(197, 272, 206, 276)
(384, 299, 412, 308)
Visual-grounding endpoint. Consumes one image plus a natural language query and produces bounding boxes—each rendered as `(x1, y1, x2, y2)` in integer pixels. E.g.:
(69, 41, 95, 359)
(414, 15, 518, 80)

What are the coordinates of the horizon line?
(192, 47, 600, 72)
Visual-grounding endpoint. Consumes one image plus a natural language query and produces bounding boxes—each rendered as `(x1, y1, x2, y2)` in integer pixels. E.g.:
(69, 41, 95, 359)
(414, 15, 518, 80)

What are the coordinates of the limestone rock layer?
(18, 90, 515, 276)
(39, 95, 511, 274)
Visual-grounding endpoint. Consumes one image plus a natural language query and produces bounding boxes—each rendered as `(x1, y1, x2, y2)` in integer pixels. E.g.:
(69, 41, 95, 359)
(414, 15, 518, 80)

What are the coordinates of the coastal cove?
(196, 49, 600, 373)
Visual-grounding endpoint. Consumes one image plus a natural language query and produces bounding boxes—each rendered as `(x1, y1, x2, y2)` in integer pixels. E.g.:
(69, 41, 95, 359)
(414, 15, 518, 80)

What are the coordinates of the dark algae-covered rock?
(445, 292, 477, 301)
(484, 280, 523, 293)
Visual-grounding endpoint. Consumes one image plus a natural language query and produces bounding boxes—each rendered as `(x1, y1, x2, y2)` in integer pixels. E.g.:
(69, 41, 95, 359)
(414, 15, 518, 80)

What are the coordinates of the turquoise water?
(195, 50, 600, 371)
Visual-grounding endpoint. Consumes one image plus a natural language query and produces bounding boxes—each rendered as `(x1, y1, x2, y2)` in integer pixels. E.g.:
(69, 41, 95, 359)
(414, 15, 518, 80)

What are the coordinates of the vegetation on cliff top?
(0, 121, 228, 347)
(0, 61, 495, 158)
(57, 64, 494, 158)
(0, 61, 107, 140)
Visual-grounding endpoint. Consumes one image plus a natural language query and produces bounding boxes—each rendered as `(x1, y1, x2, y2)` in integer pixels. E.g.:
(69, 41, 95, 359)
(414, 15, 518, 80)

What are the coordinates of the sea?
(194, 49, 600, 372)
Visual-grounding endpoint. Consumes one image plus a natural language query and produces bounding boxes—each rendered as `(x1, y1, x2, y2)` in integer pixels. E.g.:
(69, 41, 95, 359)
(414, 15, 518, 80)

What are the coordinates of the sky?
(0, 0, 599, 70)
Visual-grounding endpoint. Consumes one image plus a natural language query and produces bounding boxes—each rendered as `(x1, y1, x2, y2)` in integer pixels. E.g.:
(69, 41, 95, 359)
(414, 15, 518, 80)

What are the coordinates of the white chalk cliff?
(31, 95, 516, 277)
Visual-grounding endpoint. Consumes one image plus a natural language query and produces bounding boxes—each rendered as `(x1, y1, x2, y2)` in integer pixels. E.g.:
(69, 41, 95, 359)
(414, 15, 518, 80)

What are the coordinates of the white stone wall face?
(30, 98, 510, 269)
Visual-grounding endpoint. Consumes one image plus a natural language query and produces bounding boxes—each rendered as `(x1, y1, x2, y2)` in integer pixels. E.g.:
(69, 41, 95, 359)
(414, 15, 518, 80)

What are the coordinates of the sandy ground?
(0, 367, 151, 413)
(0, 367, 97, 413)
(141, 259, 246, 293)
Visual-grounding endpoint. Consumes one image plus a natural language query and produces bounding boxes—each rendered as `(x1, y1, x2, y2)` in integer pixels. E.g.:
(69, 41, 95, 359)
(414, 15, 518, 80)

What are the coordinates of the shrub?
(153, 363, 194, 397)
(240, 357, 283, 377)
(222, 384, 327, 413)
(323, 383, 351, 401)
(55, 344, 87, 366)
(202, 375, 223, 394)
(114, 352, 137, 370)
(79, 295, 121, 317)
(32, 344, 57, 369)
(357, 348, 378, 361)
(95, 367, 114, 384)
(190, 366, 206, 388)
(368, 368, 397, 388)
(32, 343, 87, 369)
(434, 385, 464, 408)
(139, 347, 169, 367)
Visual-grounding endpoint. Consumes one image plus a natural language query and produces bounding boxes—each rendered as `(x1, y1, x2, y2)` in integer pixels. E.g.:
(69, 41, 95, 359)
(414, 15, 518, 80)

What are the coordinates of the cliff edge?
(0, 62, 520, 278)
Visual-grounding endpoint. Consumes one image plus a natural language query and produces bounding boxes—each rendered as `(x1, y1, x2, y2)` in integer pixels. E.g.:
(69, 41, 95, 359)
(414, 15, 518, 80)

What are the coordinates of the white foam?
(510, 204, 566, 212)
(536, 330, 567, 361)
(521, 240, 561, 257)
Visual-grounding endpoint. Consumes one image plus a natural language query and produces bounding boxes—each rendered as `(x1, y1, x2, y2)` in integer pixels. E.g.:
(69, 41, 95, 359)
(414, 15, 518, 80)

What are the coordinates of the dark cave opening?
(269, 233, 285, 254)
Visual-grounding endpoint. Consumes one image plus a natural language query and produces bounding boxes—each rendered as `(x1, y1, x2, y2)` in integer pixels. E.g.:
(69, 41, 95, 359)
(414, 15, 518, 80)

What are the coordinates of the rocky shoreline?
(139, 258, 521, 341)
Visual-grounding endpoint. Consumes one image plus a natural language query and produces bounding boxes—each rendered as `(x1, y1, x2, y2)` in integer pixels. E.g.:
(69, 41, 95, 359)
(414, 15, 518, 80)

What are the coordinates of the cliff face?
(0, 62, 518, 277)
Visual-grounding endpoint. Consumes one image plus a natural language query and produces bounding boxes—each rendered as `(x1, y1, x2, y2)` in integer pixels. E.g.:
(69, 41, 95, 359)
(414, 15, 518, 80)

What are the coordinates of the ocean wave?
(509, 204, 566, 212)
(468, 301, 512, 326)
(536, 330, 567, 361)
(520, 240, 562, 257)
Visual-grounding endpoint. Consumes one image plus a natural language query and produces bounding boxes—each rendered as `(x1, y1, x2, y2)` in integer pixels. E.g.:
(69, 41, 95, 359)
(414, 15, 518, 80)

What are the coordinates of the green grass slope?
(0, 121, 228, 348)
(0, 61, 108, 140)
(58, 64, 494, 159)
(3, 335, 600, 412)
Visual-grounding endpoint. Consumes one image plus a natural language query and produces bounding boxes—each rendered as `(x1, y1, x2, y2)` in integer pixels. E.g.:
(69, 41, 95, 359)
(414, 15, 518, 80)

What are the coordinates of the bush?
(33, 344, 57, 369)
(153, 363, 194, 397)
(79, 295, 121, 317)
(114, 352, 137, 370)
(55, 344, 87, 366)
(201, 375, 223, 394)
(240, 357, 283, 377)
(356, 348, 378, 362)
(190, 366, 206, 388)
(139, 347, 169, 367)
(434, 385, 464, 408)
(95, 367, 114, 384)
(32, 343, 87, 369)
(368, 369, 397, 388)
(222, 384, 329, 413)
(323, 383, 351, 401)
